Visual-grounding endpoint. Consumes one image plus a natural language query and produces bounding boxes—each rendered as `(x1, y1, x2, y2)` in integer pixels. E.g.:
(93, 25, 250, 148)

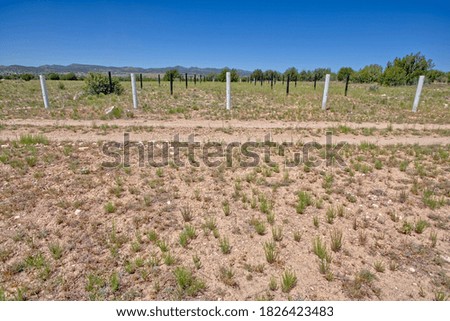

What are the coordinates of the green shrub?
(61, 72, 78, 81)
(20, 74, 35, 81)
(84, 72, 123, 95)
(47, 73, 60, 80)
(163, 69, 180, 81)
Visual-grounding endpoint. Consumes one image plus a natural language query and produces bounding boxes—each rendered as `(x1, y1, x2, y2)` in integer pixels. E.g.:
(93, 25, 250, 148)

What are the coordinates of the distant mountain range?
(0, 63, 252, 76)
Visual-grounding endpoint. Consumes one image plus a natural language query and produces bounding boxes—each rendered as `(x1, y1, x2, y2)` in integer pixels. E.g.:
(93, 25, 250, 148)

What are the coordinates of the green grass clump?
(272, 226, 283, 242)
(49, 243, 63, 260)
(264, 241, 277, 264)
(173, 266, 205, 297)
(422, 189, 445, 210)
(326, 206, 336, 224)
(312, 236, 331, 262)
(222, 200, 231, 216)
(219, 237, 231, 254)
(296, 191, 312, 214)
(414, 219, 428, 234)
(85, 273, 106, 300)
(19, 134, 49, 145)
(281, 269, 297, 293)
(104, 202, 116, 213)
(400, 221, 414, 235)
(252, 219, 267, 235)
(330, 228, 343, 252)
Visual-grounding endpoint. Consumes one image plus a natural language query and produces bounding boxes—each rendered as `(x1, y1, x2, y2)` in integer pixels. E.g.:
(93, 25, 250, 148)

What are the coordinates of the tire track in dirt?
(3, 118, 450, 130)
(1, 123, 449, 146)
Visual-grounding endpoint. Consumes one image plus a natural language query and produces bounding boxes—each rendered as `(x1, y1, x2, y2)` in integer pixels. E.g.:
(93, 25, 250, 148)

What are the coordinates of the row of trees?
(249, 68, 333, 82)
(0, 72, 79, 81)
(2, 53, 448, 85)
(247, 53, 448, 86)
(162, 68, 240, 82)
(337, 53, 448, 85)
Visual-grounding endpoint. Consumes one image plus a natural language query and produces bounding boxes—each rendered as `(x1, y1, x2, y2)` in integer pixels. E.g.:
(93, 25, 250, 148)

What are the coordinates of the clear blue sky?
(0, 0, 449, 72)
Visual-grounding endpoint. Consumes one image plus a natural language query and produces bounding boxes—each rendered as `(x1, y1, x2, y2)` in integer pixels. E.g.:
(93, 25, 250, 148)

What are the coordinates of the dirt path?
(3, 118, 450, 130)
(1, 120, 449, 145)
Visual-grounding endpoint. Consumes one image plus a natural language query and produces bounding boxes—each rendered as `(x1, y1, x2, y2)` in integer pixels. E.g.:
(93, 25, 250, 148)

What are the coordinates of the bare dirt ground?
(1, 119, 449, 145)
(0, 119, 449, 301)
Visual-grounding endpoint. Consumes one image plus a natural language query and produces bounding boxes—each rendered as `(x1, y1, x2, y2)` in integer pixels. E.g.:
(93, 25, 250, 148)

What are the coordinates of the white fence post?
(131, 73, 138, 109)
(226, 72, 231, 110)
(412, 75, 425, 112)
(321, 74, 330, 110)
(39, 75, 49, 109)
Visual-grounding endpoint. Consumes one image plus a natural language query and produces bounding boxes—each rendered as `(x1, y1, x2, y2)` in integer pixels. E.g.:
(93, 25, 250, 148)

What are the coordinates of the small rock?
(1, 144, 9, 148)
(167, 200, 171, 205)
(441, 255, 450, 263)
(409, 267, 416, 273)
(75, 209, 82, 215)
(14, 215, 20, 219)
(78, 147, 89, 151)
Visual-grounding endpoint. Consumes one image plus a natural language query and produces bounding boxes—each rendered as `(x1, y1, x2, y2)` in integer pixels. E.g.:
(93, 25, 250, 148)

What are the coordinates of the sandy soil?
(0, 120, 449, 301)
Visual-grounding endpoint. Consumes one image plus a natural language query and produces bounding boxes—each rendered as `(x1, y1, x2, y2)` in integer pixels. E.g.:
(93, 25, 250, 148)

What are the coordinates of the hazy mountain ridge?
(0, 63, 252, 76)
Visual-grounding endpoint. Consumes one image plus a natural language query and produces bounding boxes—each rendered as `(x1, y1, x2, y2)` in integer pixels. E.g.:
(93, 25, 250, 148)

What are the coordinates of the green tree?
(163, 69, 180, 81)
(205, 73, 217, 81)
(84, 72, 123, 95)
(313, 68, 331, 81)
(61, 72, 78, 80)
(250, 69, 264, 81)
(380, 52, 433, 86)
(298, 70, 313, 81)
(47, 73, 60, 80)
(284, 67, 299, 81)
(337, 67, 355, 81)
(426, 70, 447, 83)
(264, 70, 276, 80)
(354, 64, 382, 83)
(216, 68, 239, 82)
(20, 74, 35, 81)
(379, 65, 407, 86)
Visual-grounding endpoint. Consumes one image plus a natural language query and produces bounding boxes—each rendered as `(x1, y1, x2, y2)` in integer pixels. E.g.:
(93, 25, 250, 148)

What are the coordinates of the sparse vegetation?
(415, 219, 428, 234)
(0, 79, 448, 301)
(264, 241, 277, 264)
(330, 228, 343, 252)
(296, 191, 312, 214)
(281, 270, 297, 293)
(219, 237, 231, 254)
(173, 266, 205, 298)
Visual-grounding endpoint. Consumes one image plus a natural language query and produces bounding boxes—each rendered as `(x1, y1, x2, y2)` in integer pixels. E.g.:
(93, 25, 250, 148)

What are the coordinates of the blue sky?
(0, 0, 449, 72)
